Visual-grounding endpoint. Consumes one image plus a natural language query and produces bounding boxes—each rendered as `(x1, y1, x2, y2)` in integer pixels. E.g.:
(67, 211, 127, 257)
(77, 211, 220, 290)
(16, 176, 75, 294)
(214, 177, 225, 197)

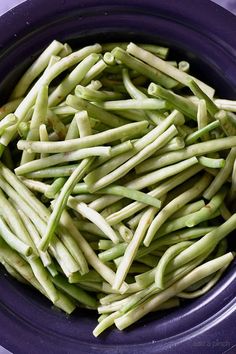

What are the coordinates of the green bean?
(58, 210, 128, 293)
(39, 124, 49, 158)
(0, 173, 83, 275)
(28, 255, 58, 303)
(153, 137, 185, 156)
(122, 68, 146, 100)
(73, 183, 161, 208)
(115, 253, 233, 330)
(52, 274, 97, 308)
(45, 178, 66, 199)
(16, 208, 51, 266)
(228, 159, 236, 201)
(99, 243, 127, 262)
(1, 44, 101, 147)
(185, 120, 220, 145)
(203, 148, 236, 200)
(167, 214, 236, 273)
(45, 114, 81, 198)
(74, 110, 92, 137)
(148, 83, 198, 120)
(15, 147, 111, 176)
(136, 227, 216, 262)
(0, 188, 36, 251)
(106, 165, 202, 224)
(39, 158, 93, 251)
(103, 42, 168, 59)
(178, 61, 190, 73)
(59, 42, 72, 57)
(0, 216, 32, 256)
(56, 223, 89, 276)
(68, 270, 102, 284)
(113, 109, 150, 122)
(73, 220, 107, 238)
(136, 136, 236, 174)
(135, 246, 211, 290)
(75, 85, 124, 102)
(80, 59, 107, 86)
(52, 105, 78, 116)
(17, 120, 148, 153)
(170, 200, 205, 220)
(156, 211, 220, 241)
(113, 207, 157, 290)
(21, 85, 48, 164)
(10, 40, 64, 99)
(198, 156, 225, 168)
(143, 173, 211, 246)
(68, 200, 119, 244)
(127, 42, 215, 97)
(47, 110, 67, 140)
(0, 238, 76, 313)
(215, 110, 236, 137)
(214, 99, 236, 112)
(137, 254, 159, 268)
(48, 53, 99, 106)
(220, 203, 232, 220)
(188, 79, 218, 116)
(20, 177, 48, 194)
(113, 223, 133, 243)
(155, 241, 194, 289)
(178, 264, 228, 299)
(96, 98, 169, 111)
(0, 114, 17, 134)
(103, 51, 116, 65)
(113, 48, 178, 89)
(89, 141, 133, 171)
(197, 99, 209, 141)
(0, 163, 51, 220)
(88, 125, 178, 192)
(135, 158, 200, 194)
(23, 164, 79, 178)
(85, 110, 183, 186)
(122, 68, 172, 126)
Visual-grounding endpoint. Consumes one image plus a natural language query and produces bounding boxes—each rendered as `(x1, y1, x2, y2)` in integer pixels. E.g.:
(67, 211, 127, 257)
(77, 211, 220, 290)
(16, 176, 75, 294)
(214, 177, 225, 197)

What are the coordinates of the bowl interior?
(0, 1, 235, 353)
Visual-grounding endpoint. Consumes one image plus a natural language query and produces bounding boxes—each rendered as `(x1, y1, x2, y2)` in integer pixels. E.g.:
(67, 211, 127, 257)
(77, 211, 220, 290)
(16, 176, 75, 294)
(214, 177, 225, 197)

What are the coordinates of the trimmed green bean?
(148, 83, 198, 120)
(10, 40, 64, 99)
(48, 53, 99, 106)
(127, 42, 215, 97)
(155, 241, 194, 289)
(185, 120, 220, 145)
(143, 173, 211, 246)
(188, 79, 218, 116)
(0, 216, 32, 256)
(198, 156, 225, 168)
(215, 110, 236, 137)
(203, 148, 236, 200)
(115, 253, 233, 330)
(113, 47, 178, 89)
(15, 147, 111, 175)
(88, 125, 178, 192)
(39, 158, 94, 251)
(17, 120, 148, 153)
(113, 207, 157, 290)
(136, 136, 236, 174)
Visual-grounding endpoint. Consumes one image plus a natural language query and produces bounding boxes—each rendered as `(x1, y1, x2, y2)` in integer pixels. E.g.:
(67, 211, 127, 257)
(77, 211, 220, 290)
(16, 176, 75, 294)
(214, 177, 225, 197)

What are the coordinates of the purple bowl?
(0, 1, 236, 353)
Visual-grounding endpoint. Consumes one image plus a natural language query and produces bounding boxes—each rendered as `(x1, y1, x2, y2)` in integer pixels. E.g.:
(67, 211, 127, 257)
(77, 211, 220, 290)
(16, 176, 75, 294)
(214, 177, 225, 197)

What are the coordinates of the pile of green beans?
(0, 40, 235, 336)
